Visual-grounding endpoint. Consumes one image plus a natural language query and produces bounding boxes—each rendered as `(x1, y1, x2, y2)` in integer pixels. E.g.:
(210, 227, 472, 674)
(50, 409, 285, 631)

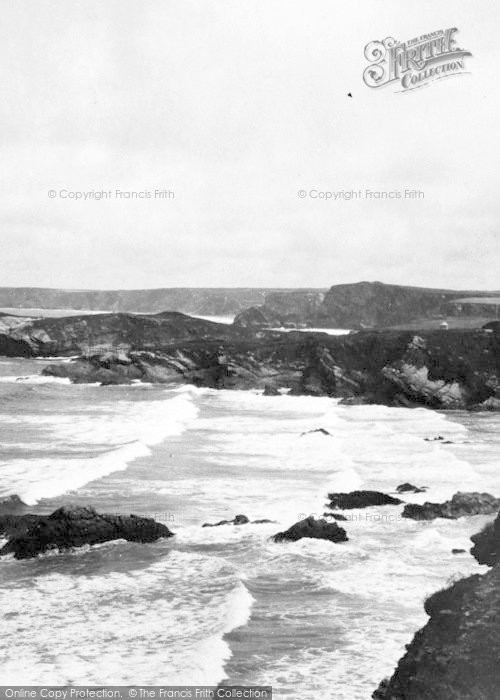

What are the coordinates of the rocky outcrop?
(396, 483, 427, 494)
(0, 311, 240, 357)
(470, 512, 500, 566)
(234, 281, 500, 330)
(272, 516, 348, 543)
(327, 491, 403, 510)
(26, 326, 500, 412)
(0, 505, 173, 559)
(402, 492, 500, 521)
(373, 513, 500, 699)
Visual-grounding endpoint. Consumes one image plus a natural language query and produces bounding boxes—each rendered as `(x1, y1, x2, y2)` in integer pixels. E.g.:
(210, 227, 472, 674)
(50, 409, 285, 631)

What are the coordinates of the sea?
(0, 317, 499, 698)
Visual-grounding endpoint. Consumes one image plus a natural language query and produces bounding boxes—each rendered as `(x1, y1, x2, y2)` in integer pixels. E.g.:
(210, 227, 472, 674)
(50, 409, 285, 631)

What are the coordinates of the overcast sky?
(1, 0, 498, 289)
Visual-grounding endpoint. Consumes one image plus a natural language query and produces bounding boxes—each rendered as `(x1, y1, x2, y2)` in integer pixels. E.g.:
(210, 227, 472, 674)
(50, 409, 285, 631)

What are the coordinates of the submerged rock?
(327, 491, 403, 510)
(272, 516, 348, 543)
(402, 491, 500, 521)
(395, 482, 427, 494)
(202, 514, 274, 528)
(300, 428, 331, 436)
(452, 548, 466, 554)
(202, 514, 250, 527)
(0, 505, 173, 559)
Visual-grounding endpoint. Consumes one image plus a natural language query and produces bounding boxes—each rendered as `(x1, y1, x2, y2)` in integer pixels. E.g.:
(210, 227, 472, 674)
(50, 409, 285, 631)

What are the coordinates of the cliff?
(373, 512, 500, 699)
(0, 286, 323, 316)
(234, 282, 500, 330)
(40, 328, 500, 410)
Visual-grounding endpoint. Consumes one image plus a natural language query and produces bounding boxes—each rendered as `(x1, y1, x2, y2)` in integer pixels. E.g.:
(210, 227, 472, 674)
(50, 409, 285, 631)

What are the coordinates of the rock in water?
(327, 491, 403, 510)
(262, 383, 280, 396)
(300, 428, 331, 436)
(0, 505, 173, 559)
(395, 482, 427, 494)
(272, 516, 348, 543)
(402, 492, 500, 521)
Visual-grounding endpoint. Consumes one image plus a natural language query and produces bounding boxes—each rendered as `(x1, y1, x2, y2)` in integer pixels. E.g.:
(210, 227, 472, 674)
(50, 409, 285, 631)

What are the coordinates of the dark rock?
(373, 517, 500, 699)
(327, 491, 403, 510)
(0, 494, 27, 514)
(470, 512, 500, 566)
(272, 516, 348, 543)
(300, 428, 331, 436)
(424, 435, 445, 441)
(202, 514, 250, 528)
(252, 519, 275, 524)
(396, 482, 427, 494)
(402, 492, 500, 521)
(452, 548, 466, 554)
(26, 324, 498, 412)
(262, 383, 280, 396)
(482, 321, 500, 333)
(0, 505, 173, 559)
(324, 512, 348, 521)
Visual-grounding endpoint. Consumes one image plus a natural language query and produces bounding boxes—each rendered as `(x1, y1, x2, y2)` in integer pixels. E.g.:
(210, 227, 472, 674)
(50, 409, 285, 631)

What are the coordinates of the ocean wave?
(0, 394, 199, 504)
(0, 375, 71, 385)
(0, 551, 253, 686)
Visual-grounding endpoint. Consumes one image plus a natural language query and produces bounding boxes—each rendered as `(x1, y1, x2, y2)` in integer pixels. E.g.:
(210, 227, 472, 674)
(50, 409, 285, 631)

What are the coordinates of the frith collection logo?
(363, 28, 472, 92)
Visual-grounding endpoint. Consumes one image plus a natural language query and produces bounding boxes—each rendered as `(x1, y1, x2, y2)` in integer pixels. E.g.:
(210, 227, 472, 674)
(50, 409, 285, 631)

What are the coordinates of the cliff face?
(234, 282, 500, 329)
(373, 513, 500, 700)
(40, 327, 500, 410)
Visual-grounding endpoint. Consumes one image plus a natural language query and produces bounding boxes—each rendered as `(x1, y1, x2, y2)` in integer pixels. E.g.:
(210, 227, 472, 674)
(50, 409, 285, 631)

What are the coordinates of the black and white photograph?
(0, 2, 499, 698)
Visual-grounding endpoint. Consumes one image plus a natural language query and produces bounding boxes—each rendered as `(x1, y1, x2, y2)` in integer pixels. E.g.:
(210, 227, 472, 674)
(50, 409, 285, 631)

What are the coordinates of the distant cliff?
(234, 282, 500, 329)
(0, 286, 323, 316)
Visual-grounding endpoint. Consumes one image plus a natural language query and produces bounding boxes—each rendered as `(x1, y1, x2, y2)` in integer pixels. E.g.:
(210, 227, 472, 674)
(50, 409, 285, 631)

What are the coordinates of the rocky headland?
(234, 281, 500, 330)
(39, 327, 500, 411)
(373, 511, 500, 699)
(0, 309, 498, 411)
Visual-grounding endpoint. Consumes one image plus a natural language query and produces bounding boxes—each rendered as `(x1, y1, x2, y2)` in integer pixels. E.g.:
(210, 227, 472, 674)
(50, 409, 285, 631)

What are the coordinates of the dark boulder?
(403, 492, 500, 521)
(452, 548, 466, 554)
(272, 516, 348, 543)
(327, 491, 403, 510)
(262, 384, 280, 396)
(470, 512, 500, 566)
(324, 512, 348, 521)
(396, 482, 427, 494)
(0, 505, 173, 559)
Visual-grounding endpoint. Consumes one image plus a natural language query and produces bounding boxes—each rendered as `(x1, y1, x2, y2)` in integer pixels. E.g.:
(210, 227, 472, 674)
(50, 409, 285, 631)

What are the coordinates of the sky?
(1, 0, 498, 290)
